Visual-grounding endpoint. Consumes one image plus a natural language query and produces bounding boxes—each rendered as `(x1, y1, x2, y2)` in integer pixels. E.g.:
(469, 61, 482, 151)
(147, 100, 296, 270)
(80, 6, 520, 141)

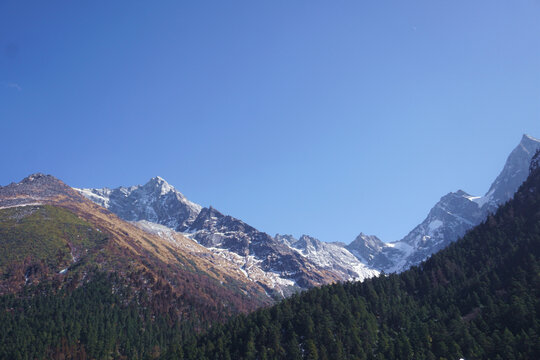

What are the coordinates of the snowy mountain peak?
(522, 133, 540, 145)
(275, 233, 379, 282)
(77, 177, 202, 231)
(453, 189, 469, 197)
(355, 233, 385, 247)
(147, 175, 165, 185)
(142, 176, 176, 195)
(348, 134, 540, 274)
(294, 235, 322, 250)
(345, 233, 390, 269)
(480, 134, 540, 210)
(298, 234, 316, 242)
(274, 234, 297, 247)
(438, 190, 476, 205)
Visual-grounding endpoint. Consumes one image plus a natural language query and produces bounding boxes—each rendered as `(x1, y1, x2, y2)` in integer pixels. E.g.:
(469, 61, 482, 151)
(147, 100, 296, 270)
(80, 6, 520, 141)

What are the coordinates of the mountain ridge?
(0, 173, 273, 315)
(76, 134, 540, 284)
(2, 150, 539, 359)
(79, 180, 361, 295)
(77, 176, 202, 232)
(348, 133, 540, 272)
(188, 147, 540, 360)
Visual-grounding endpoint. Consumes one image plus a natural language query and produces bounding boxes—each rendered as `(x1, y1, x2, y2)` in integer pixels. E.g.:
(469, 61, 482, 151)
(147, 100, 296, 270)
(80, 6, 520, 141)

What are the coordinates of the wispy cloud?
(3, 82, 22, 91)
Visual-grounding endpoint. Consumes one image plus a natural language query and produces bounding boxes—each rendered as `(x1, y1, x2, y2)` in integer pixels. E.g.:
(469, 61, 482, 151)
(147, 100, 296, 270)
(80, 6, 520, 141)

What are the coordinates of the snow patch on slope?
(76, 177, 202, 231)
(277, 234, 379, 282)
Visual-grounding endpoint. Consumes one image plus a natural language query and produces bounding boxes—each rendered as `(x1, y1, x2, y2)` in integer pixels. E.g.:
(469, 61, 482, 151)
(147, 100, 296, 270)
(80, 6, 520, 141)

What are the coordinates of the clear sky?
(1, 1, 540, 244)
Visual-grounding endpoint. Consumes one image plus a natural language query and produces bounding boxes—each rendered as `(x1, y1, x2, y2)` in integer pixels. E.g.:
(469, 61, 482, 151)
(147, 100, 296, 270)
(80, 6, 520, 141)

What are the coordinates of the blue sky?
(1, 1, 540, 243)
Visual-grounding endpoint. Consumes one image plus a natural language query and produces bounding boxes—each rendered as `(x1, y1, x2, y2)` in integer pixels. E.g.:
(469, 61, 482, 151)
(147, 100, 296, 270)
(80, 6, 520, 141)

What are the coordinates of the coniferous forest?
(184, 156, 540, 360)
(1, 158, 540, 359)
(3, 1, 540, 359)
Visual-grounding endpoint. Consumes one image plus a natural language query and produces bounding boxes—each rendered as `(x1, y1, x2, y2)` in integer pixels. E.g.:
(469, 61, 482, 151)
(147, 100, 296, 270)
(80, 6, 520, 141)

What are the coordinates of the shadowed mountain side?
(188, 150, 540, 359)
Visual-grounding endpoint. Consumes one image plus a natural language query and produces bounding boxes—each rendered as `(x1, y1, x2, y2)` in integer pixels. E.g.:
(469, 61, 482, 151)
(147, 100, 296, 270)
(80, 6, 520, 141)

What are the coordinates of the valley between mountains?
(75, 134, 540, 295)
(0, 135, 539, 359)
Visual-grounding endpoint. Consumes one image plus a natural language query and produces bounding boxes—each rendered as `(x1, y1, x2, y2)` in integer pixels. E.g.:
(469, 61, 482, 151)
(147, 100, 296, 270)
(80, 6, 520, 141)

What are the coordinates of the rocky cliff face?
(77, 176, 201, 231)
(349, 134, 540, 272)
(76, 134, 540, 281)
(185, 207, 340, 295)
(78, 181, 343, 297)
(346, 233, 396, 270)
(0, 174, 273, 316)
(477, 134, 540, 211)
(0, 173, 83, 208)
(275, 234, 379, 281)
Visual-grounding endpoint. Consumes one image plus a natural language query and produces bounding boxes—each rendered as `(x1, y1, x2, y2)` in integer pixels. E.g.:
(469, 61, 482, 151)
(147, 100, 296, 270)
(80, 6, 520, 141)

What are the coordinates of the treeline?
(1, 157, 540, 359)
(181, 157, 540, 359)
(0, 272, 194, 359)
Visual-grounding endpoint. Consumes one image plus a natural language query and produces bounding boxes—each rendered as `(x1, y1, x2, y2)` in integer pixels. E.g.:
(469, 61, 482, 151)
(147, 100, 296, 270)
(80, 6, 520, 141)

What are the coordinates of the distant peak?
(349, 232, 384, 248)
(454, 189, 471, 197)
(149, 176, 167, 184)
(522, 134, 540, 143)
(21, 173, 56, 183)
(299, 234, 317, 241)
(23, 173, 46, 180)
(440, 189, 472, 201)
(144, 176, 176, 195)
(0, 173, 75, 205)
(357, 232, 377, 239)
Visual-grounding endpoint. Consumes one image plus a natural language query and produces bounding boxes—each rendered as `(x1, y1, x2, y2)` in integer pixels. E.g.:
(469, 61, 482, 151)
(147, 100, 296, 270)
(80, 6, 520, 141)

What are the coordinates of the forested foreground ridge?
(0, 152, 539, 359)
(186, 152, 540, 359)
(0, 175, 270, 359)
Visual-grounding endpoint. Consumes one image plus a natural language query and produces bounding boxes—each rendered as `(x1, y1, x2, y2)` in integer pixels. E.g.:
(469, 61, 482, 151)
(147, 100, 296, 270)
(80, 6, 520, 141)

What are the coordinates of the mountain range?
(79, 179, 345, 297)
(78, 175, 381, 294)
(189, 143, 540, 360)
(1, 135, 539, 359)
(77, 134, 540, 290)
(0, 173, 274, 317)
(347, 134, 540, 272)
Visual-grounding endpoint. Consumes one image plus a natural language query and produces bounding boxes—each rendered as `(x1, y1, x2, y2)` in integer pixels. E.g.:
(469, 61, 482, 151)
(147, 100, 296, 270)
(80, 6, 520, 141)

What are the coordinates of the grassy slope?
(0, 205, 107, 281)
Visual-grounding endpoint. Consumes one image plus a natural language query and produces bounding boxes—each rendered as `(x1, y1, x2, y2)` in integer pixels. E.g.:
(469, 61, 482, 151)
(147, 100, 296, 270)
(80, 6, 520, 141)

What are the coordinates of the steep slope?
(77, 135, 540, 280)
(347, 232, 398, 269)
(349, 134, 540, 272)
(3, 153, 540, 359)
(0, 205, 108, 293)
(275, 234, 379, 281)
(478, 133, 540, 210)
(77, 176, 201, 231)
(79, 181, 344, 296)
(0, 174, 271, 316)
(191, 150, 540, 360)
(186, 207, 341, 296)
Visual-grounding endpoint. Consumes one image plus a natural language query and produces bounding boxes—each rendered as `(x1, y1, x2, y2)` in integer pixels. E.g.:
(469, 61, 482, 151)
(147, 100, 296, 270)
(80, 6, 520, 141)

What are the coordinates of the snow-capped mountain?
(0, 173, 274, 314)
(76, 134, 540, 286)
(184, 207, 340, 296)
(77, 176, 202, 231)
(349, 134, 540, 273)
(275, 234, 379, 281)
(476, 134, 540, 211)
(346, 233, 397, 270)
(78, 180, 342, 297)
